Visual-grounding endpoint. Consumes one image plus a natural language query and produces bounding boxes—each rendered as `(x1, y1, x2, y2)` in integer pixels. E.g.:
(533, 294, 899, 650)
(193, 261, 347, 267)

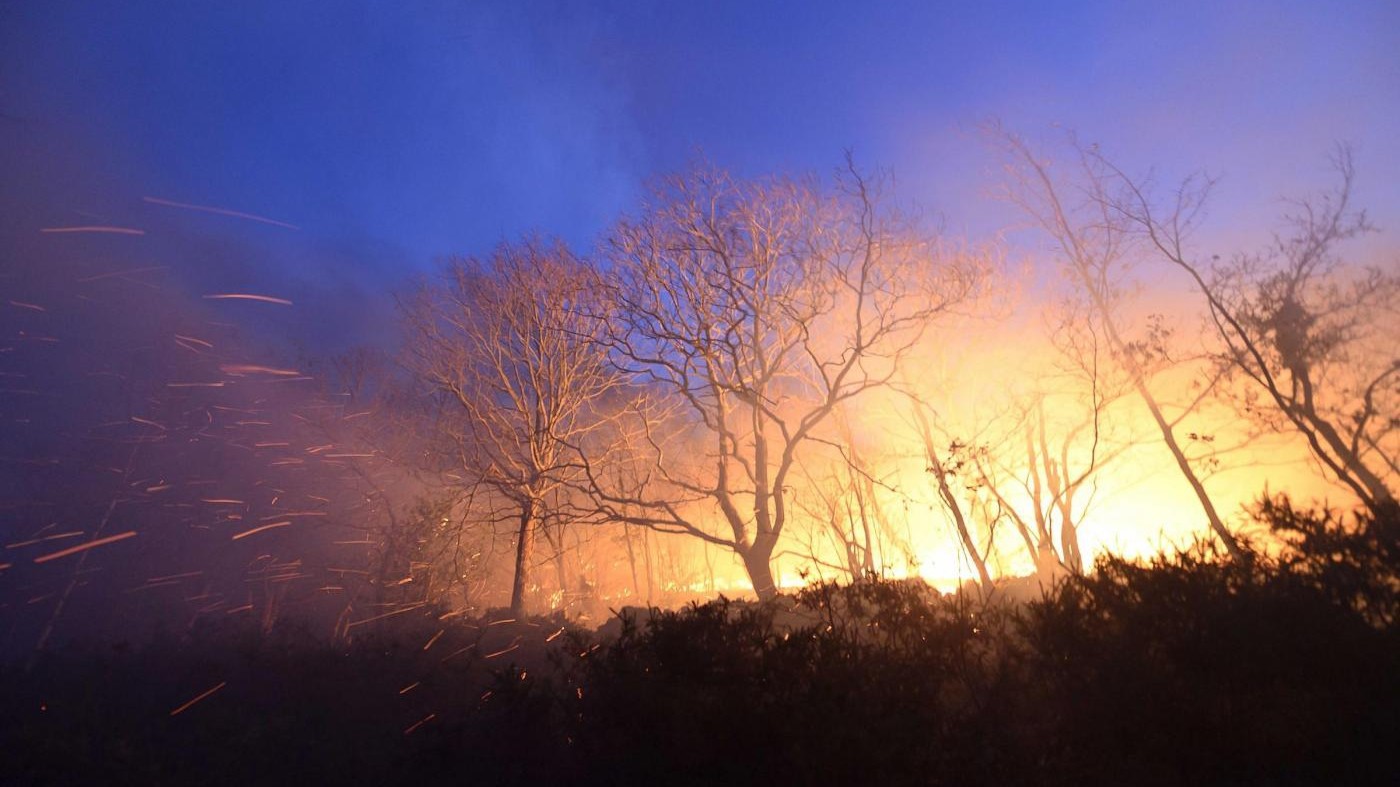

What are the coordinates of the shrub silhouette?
(3, 496, 1394, 785)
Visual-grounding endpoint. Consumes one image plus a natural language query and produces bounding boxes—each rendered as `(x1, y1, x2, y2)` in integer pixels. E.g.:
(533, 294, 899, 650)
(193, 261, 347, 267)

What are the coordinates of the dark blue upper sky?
(3, 0, 1397, 349)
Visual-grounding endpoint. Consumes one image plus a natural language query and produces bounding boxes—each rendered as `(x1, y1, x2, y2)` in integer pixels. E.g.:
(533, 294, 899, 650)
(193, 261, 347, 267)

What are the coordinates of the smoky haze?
(0, 177, 392, 655)
(1, 8, 1398, 785)
(2, 0, 1397, 655)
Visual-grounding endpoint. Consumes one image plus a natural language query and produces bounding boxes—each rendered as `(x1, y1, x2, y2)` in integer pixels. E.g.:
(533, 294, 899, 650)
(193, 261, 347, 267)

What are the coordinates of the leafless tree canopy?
(581, 161, 989, 598)
(997, 129, 1248, 559)
(1098, 145, 1397, 514)
(385, 144, 1391, 609)
(402, 239, 622, 614)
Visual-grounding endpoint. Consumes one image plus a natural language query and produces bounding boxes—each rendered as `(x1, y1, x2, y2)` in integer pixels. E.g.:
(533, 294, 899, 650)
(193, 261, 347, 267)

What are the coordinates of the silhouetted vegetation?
(4, 497, 1395, 785)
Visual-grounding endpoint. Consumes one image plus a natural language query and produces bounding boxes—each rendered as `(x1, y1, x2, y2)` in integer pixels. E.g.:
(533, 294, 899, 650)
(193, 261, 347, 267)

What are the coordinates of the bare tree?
(908, 398, 996, 591)
(583, 160, 987, 599)
(1097, 145, 1397, 514)
(998, 130, 1248, 559)
(402, 239, 621, 616)
(969, 300, 1137, 578)
(784, 402, 914, 584)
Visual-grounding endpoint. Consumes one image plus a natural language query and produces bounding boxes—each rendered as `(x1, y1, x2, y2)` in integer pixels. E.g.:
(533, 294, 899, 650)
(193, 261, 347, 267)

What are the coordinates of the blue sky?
(3, 0, 1397, 348)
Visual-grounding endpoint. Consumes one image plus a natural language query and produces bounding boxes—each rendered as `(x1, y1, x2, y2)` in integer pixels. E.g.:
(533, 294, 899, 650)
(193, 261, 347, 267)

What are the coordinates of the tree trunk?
(623, 523, 642, 599)
(642, 525, 654, 605)
(542, 523, 570, 613)
(911, 403, 995, 592)
(510, 499, 536, 616)
(553, 548, 569, 613)
(741, 540, 779, 600)
(1299, 397, 1396, 514)
(1080, 276, 1246, 561)
(1130, 379, 1245, 560)
(1033, 538, 1060, 583)
(1059, 521, 1083, 575)
(942, 486, 995, 593)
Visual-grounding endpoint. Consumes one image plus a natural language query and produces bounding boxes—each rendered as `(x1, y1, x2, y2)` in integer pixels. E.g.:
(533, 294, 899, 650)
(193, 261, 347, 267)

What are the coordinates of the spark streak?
(7, 531, 84, 549)
(173, 334, 214, 349)
(40, 226, 145, 235)
(422, 630, 444, 650)
(144, 196, 300, 230)
(76, 265, 167, 282)
(220, 364, 302, 376)
(483, 639, 522, 659)
(33, 530, 138, 564)
(169, 681, 227, 716)
(403, 713, 435, 735)
(203, 293, 293, 306)
(230, 521, 291, 540)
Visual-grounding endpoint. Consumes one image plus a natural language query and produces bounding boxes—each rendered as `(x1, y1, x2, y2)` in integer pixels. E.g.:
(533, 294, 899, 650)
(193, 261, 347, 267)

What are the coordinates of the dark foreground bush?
(2, 608, 575, 786)
(442, 499, 1398, 786)
(4, 499, 1396, 786)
